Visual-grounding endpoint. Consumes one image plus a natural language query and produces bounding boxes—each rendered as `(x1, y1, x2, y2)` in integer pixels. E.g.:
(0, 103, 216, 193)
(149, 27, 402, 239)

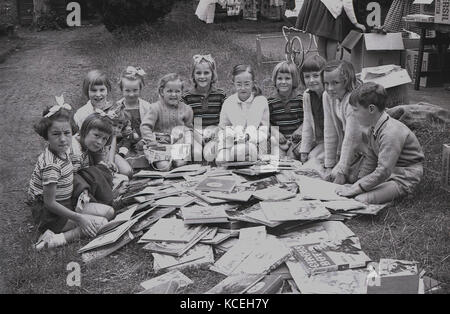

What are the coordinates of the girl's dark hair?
(349, 82, 388, 111)
(271, 61, 300, 91)
(33, 107, 78, 140)
(79, 113, 113, 150)
(82, 70, 112, 99)
(300, 55, 327, 86)
(322, 60, 358, 93)
(231, 64, 262, 96)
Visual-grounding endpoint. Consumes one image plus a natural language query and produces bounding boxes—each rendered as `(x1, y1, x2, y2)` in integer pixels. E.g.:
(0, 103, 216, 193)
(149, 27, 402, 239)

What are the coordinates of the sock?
(47, 233, 67, 249)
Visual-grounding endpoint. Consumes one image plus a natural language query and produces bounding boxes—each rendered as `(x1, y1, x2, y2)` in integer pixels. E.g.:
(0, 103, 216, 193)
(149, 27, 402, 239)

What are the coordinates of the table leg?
(414, 28, 426, 91)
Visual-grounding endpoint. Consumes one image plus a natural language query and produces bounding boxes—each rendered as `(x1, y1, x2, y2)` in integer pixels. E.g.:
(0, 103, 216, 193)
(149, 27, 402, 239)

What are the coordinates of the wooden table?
(405, 21, 450, 90)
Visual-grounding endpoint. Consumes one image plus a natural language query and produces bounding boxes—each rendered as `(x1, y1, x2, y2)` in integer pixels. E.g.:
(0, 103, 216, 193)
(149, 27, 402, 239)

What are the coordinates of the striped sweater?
(268, 91, 304, 137)
(182, 87, 226, 128)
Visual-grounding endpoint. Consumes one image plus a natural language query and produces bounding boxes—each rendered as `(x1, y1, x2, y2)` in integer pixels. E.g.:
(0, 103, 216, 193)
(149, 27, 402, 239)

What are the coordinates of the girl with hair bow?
(182, 54, 226, 163)
(29, 96, 113, 251)
(114, 65, 151, 157)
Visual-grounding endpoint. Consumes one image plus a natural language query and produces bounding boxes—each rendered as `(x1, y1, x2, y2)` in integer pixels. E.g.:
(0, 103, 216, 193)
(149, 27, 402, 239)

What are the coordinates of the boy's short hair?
(271, 61, 300, 91)
(34, 107, 78, 140)
(349, 82, 388, 111)
(82, 70, 112, 98)
(299, 55, 326, 86)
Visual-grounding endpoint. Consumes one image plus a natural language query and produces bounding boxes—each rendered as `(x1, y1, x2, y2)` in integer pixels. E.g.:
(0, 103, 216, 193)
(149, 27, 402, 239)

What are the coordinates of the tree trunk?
(33, 0, 52, 24)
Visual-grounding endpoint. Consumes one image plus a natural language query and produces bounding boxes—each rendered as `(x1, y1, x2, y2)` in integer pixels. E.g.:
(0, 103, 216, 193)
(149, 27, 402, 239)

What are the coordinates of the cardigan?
(353, 112, 425, 192)
(140, 100, 194, 142)
(323, 91, 361, 170)
(300, 89, 324, 154)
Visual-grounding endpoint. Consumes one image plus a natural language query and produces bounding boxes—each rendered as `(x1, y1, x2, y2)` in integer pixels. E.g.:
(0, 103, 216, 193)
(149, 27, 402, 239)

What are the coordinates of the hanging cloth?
(196, 0, 217, 24)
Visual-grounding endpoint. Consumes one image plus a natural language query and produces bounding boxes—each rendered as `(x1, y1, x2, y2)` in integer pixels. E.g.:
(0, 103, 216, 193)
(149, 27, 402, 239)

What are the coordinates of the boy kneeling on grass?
(336, 82, 424, 204)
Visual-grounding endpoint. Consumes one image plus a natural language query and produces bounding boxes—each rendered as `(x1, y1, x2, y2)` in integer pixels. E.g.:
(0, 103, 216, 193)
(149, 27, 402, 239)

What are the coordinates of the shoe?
(33, 230, 55, 251)
(33, 230, 66, 251)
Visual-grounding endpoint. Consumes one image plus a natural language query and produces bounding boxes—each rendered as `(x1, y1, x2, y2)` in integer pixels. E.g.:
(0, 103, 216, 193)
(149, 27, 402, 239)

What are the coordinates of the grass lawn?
(1, 13, 449, 294)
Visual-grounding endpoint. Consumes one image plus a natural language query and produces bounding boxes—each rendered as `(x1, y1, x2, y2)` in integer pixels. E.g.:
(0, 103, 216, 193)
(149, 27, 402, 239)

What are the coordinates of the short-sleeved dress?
(296, 0, 354, 42)
(28, 147, 75, 233)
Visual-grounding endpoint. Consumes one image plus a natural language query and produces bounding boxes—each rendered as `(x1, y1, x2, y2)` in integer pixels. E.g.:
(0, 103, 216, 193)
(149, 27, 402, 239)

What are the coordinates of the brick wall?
(0, 0, 18, 24)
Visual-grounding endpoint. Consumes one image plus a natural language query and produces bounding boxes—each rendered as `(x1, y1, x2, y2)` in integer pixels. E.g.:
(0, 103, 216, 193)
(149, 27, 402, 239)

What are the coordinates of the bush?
(92, 0, 176, 32)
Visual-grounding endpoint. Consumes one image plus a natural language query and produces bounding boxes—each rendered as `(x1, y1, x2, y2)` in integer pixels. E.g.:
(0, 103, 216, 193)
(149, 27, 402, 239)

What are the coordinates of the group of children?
(27, 53, 425, 250)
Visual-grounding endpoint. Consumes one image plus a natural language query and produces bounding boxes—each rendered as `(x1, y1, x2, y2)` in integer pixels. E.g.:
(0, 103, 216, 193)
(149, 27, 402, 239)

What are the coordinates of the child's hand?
(356, 23, 366, 32)
(336, 185, 362, 197)
(77, 214, 98, 237)
(292, 132, 302, 143)
(333, 172, 346, 185)
(278, 133, 287, 145)
(323, 167, 333, 181)
(300, 153, 309, 163)
(135, 139, 146, 151)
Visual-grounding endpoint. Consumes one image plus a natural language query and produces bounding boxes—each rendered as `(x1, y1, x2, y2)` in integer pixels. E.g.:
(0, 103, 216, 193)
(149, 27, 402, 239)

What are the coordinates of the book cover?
(78, 218, 139, 254)
(142, 226, 212, 257)
(139, 218, 202, 243)
(130, 206, 177, 233)
(205, 274, 264, 294)
(252, 186, 297, 201)
(279, 225, 330, 247)
(140, 270, 193, 291)
(81, 231, 138, 263)
(245, 274, 290, 294)
(226, 203, 281, 228)
(195, 177, 236, 193)
(367, 259, 420, 294)
(138, 280, 179, 294)
(206, 190, 253, 202)
(152, 244, 214, 273)
(324, 199, 366, 212)
(181, 205, 229, 224)
(260, 199, 331, 222)
(296, 175, 346, 201)
(211, 237, 291, 276)
(291, 238, 371, 275)
(154, 195, 196, 207)
(378, 259, 418, 277)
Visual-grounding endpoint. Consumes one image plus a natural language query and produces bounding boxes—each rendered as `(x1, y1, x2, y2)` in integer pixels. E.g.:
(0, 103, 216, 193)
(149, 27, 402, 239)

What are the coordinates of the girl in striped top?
(182, 54, 226, 162)
(268, 61, 304, 159)
(29, 103, 113, 250)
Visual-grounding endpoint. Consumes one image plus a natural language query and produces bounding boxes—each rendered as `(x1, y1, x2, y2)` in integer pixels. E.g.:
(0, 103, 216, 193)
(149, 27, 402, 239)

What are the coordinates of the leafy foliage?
(91, 0, 176, 31)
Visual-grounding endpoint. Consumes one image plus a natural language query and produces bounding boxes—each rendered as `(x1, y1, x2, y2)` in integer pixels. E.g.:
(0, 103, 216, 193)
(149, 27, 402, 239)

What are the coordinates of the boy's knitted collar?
(371, 111, 390, 138)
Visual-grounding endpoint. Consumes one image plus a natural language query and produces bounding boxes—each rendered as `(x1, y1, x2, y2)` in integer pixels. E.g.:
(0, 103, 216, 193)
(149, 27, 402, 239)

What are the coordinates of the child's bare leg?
(203, 141, 217, 163)
(114, 154, 133, 178)
(326, 39, 338, 61)
(173, 159, 188, 168)
(355, 181, 404, 204)
(153, 160, 172, 171)
(82, 202, 114, 220)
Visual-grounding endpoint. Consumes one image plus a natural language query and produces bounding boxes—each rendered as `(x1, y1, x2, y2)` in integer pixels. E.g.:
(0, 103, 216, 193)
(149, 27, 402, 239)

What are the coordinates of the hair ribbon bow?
(95, 108, 118, 120)
(45, 95, 72, 118)
(193, 54, 214, 64)
(125, 66, 146, 77)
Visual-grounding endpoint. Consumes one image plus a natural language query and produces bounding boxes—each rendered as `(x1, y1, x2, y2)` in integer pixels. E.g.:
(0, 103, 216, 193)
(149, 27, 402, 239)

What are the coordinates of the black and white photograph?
(1, 0, 449, 299)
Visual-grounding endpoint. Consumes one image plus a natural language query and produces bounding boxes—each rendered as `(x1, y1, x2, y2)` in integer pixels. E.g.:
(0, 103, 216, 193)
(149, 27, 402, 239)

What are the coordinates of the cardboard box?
(442, 144, 450, 192)
(360, 65, 411, 107)
(413, 0, 436, 15)
(435, 0, 450, 24)
(342, 31, 404, 73)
